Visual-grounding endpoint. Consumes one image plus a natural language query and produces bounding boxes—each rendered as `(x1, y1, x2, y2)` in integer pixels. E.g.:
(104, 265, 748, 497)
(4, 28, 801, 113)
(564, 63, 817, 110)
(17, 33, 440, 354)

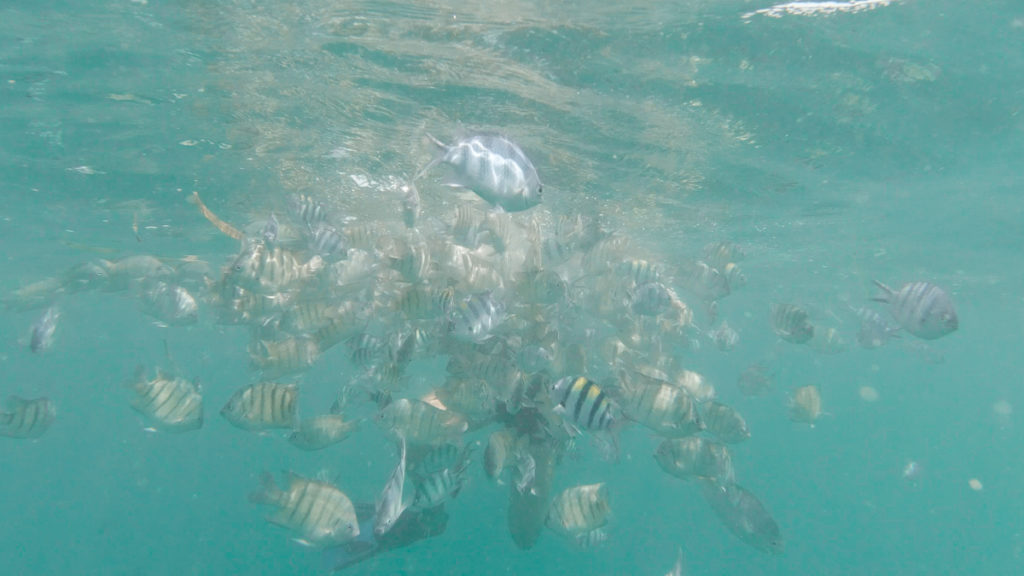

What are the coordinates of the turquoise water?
(2, 0, 1022, 574)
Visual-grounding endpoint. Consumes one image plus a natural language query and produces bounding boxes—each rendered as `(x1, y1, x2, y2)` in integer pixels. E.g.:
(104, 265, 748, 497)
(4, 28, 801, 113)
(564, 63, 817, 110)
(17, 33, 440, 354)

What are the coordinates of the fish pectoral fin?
(291, 538, 315, 548)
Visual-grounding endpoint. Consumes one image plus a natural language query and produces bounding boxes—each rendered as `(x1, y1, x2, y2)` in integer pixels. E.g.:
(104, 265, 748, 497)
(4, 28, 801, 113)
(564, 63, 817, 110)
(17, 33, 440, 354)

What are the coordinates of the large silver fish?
(872, 280, 958, 340)
(417, 133, 543, 212)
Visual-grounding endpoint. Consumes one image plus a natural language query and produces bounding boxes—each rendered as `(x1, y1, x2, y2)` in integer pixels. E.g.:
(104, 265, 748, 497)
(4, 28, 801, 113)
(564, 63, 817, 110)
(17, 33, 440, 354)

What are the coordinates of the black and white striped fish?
(249, 472, 359, 548)
(549, 376, 617, 433)
(221, 382, 298, 431)
(416, 133, 543, 213)
(0, 395, 56, 439)
(127, 367, 203, 432)
(872, 280, 958, 340)
(770, 303, 814, 343)
(447, 292, 505, 343)
(546, 483, 612, 538)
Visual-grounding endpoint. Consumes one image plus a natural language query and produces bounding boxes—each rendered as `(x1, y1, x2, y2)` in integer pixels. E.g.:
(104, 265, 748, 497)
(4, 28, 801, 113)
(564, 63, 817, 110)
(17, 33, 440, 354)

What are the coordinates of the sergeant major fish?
(872, 280, 958, 340)
(0, 395, 56, 439)
(546, 483, 612, 538)
(416, 133, 543, 213)
(221, 382, 298, 431)
(287, 414, 358, 451)
(250, 472, 359, 548)
(700, 480, 783, 554)
(127, 367, 203, 432)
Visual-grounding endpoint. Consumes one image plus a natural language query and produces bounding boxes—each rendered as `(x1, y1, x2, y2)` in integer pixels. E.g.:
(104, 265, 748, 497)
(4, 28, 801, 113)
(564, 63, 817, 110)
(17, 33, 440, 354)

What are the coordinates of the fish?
(249, 472, 359, 548)
(416, 133, 543, 213)
(127, 367, 203, 432)
(410, 445, 472, 510)
(375, 398, 468, 446)
(788, 385, 823, 425)
(0, 396, 56, 439)
(631, 282, 674, 317)
(654, 437, 735, 484)
(549, 376, 618, 433)
(447, 291, 505, 343)
(249, 337, 320, 378)
(615, 373, 703, 438)
(770, 303, 814, 343)
(855, 306, 900, 348)
(308, 223, 346, 259)
(665, 547, 685, 576)
(574, 528, 609, 548)
(700, 401, 750, 444)
(291, 193, 329, 231)
(287, 414, 358, 450)
(30, 305, 60, 353)
(872, 280, 958, 340)
(484, 429, 515, 482)
(616, 259, 663, 287)
(700, 480, 783, 554)
(737, 362, 773, 397)
(707, 321, 738, 351)
(374, 436, 409, 536)
(138, 281, 198, 326)
(678, 260, 730, 302)
(546, 483, 611, 538)
(226, 239, 324, 294)
(221, 382, 298, 431)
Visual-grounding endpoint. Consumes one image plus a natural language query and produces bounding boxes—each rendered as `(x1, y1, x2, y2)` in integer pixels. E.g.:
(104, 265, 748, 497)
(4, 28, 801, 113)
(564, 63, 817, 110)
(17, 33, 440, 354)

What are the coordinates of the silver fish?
(30, 305, 60, 353)
(546, 483, 611, 538)
(0, 396, 56, 439)
(549, 376, 618, 433)
(655, 437, 735, 484)
(448, 292, 505, 342)
(872, 280, 958, 340)
(374, 436, 408, 536)
(700, 480, 783, 554)
(417, 133, 542, 212)
(770, 303, 814, 343)
(631, 282, 674, 317)
(701, 401, 750, 444)
(855, 306, 900, 348)
(287, 414, 358, 450)
(221, 382, 298, 431)
(250, 472, 359, 548)
(139, 281, 198, 326)
(127, 367, 203, 432)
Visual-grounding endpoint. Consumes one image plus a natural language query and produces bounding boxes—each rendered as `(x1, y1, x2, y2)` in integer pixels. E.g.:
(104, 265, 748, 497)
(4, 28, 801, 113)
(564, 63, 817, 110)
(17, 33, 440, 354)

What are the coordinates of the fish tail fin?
(871, 279, 895, 303)
(413, 133, 448, 181)
(248, 472, 282, 505)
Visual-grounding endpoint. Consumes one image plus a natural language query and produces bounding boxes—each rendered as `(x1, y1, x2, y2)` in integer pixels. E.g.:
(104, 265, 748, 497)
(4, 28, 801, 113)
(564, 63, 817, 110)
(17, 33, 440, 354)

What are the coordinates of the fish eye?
(537, 185, 543, 195)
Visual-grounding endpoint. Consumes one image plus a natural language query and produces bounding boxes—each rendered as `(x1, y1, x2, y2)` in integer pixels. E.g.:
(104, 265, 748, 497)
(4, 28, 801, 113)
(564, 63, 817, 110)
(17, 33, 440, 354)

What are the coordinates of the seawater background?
(1, 0, 1022, 574)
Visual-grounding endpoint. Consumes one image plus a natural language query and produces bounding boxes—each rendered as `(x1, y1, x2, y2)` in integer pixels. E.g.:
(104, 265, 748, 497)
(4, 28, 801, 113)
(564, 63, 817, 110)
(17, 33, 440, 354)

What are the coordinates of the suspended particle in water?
(858, 386, 879, 403)
(992, 400, 1013, 429)
(968, 478, 983, 492)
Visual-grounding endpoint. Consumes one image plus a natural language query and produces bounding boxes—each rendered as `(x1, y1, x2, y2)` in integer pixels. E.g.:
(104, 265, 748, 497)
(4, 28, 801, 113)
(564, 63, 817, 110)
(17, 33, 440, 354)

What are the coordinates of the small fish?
(291, 193, 328, 230)
(374, 436, 409, 536)
(700, 480, 783, 554)
(655, 437, 735, 484)
(250, 472, 359, 548)
(138, 281, 198, 326)
(401, 182, 421, 229)
(513, 449, 536, 495)
(678, 260, 730, 302)
(615, 373, 703, 438)
(30, 305, 60, 353)
(287, 414, 358, 450)
(375, 398, 468, 446)
(788, 385, 823, 425)
(707, 321, 739, 351)
(484, 429, 515, 482)
(701, 402, 750, 444)
(872, 280, 958, 340)
(221, 382, 298, 431)
(855, 306, 900, 349)
(631, 282, 674, 317)
(616, 259, 663, 287)
(737, 362, 773, 397)
(127, 367, 203, 432)
(0, 396, 56, 439)
(574, 528, 609, 548)
(546, 483, 611, 538)
(549, 376, 618, 433)
(770, 303, 814, 343)
(416, 133, 543, 213)
(250, 337, 320, 378)
(448, 292, 505, 343)
(308, 223, 346, 259)
(410, 446, 472, 510)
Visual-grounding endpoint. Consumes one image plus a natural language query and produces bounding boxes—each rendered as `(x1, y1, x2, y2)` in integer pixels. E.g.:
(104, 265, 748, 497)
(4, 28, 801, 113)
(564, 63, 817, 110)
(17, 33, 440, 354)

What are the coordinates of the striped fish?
(448, 292, 505, 343)
(872, 280, 958, 340)
(375, 398, 468, 446)
(616, 259, 663, 287)
(615, 374, 703, 438)
(291, 193, 328, 230)
(701, 401, 750, 444)
(409, 443, 472, 510)
(308, 223, 346, 259)
(249, 472, 359, 548)
(654, 437, 735, 484)
(549, 376, 617, 433)
(770, 303, 815, 343)
(221, 382, 298, 431)
(416, 133, 543, 213)
(249, 337, 320, 378)
(0, 396, 56, 439)
(128, 367, 203, 432)
(484, 429, 515, 482)
(631, 282, 674, 317)
(388, 242, 432, 284)
(226, 239, 324, 294)
(546, 483, 611, 538)
(287, 414, 358, 451)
